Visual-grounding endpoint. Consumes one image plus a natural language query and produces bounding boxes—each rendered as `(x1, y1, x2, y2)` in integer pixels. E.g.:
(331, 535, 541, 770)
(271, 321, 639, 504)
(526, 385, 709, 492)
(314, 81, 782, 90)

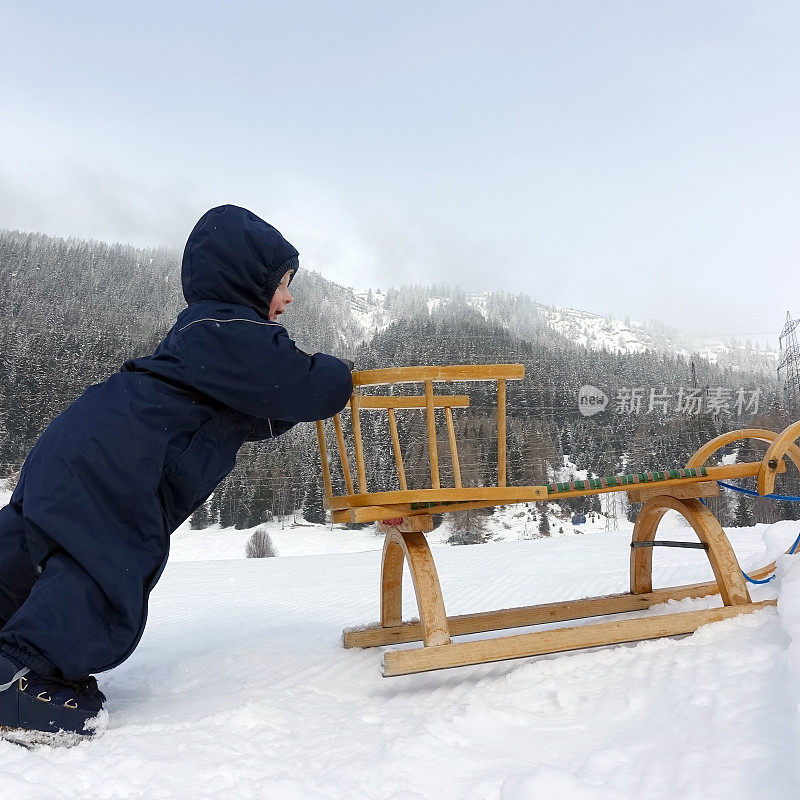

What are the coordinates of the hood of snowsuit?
(181, 205, 299, 319)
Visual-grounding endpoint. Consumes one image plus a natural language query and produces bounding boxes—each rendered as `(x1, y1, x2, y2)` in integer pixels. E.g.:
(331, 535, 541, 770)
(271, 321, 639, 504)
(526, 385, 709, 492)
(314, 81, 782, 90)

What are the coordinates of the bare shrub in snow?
(447, 509, 489, 545)
(246, 526, 277, 558)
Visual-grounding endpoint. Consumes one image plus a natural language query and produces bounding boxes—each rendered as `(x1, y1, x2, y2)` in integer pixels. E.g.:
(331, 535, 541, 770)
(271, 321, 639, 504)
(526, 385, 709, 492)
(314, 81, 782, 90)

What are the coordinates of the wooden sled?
(315, 365, 800, 676)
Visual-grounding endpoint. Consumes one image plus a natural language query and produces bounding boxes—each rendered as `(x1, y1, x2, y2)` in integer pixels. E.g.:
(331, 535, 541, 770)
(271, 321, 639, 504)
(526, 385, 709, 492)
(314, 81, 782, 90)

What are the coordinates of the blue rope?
(711, 481, 800, 583)
(740, 531, 800, 583)
(715, 480, 800, 502)
(743, 572, 776, 584)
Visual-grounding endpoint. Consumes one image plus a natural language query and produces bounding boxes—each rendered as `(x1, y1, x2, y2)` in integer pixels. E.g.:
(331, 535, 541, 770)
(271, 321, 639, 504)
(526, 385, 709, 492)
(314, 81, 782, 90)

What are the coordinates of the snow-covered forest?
(0, 229, 793, 535)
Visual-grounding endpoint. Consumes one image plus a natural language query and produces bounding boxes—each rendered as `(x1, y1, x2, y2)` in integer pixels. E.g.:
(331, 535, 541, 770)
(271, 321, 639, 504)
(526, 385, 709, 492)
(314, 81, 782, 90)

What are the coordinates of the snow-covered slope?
(473, 294, 779, 369)
(4, 520, 800, 799)
(349, 289, 390, 343)
(372, 287, 779, 372)
(543, 305, 650, 354)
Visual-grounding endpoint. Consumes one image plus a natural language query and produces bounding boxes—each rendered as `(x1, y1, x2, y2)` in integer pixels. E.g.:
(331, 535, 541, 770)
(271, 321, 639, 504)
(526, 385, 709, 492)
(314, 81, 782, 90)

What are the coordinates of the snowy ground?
(168, 500, 622, 562)
(3, 500, 800, 798)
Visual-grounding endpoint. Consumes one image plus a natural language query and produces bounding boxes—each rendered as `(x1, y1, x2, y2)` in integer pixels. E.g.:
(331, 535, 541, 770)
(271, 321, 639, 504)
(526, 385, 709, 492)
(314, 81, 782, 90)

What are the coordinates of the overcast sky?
(2, 0, 799, 346)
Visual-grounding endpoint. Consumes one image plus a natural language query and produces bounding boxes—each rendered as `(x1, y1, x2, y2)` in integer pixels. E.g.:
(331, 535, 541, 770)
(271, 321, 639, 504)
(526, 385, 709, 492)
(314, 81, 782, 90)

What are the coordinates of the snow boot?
(0, 652, 107, 747)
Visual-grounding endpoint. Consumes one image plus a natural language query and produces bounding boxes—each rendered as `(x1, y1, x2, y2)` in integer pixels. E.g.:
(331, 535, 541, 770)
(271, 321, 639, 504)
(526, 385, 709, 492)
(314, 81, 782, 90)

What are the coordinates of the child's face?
(269, 270, 294, 321)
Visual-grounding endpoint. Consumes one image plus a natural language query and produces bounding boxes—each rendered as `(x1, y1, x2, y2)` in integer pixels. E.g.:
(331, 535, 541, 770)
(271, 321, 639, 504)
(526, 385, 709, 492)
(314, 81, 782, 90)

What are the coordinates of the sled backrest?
(315, 364, 526, 523)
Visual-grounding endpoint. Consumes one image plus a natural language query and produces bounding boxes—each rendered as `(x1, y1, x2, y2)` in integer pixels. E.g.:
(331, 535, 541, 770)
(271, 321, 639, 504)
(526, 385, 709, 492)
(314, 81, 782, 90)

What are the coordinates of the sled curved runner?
(316, 365, 794, 676)
(380, 525, 450, 647)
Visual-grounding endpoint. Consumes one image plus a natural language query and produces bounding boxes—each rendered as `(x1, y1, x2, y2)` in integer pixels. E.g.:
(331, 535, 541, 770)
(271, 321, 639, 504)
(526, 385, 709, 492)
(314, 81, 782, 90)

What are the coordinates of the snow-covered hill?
(531, 302, 779, 365)
(4, 518, 800, 799)
(342, 284, 779, 375)
(542, 305, 651, 354)
(466, 292, 778, 371)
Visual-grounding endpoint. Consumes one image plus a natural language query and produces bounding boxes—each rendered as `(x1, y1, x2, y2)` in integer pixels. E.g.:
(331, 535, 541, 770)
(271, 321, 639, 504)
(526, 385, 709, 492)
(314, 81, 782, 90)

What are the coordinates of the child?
(0, 205, 353, 744)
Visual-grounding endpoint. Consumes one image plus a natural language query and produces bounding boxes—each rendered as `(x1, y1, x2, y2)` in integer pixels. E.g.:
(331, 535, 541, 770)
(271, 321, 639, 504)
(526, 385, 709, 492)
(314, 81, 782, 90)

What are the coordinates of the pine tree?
(538, 512, 551, 537)
(302, 476, 326, 524)
(782, 500, 800, 522)
(209, 491, 221, 526)
(242, 478, 273, 528)
(734, 495, 755, 528)
(189, 500, 212, 530)
(447, 509, 488, 545)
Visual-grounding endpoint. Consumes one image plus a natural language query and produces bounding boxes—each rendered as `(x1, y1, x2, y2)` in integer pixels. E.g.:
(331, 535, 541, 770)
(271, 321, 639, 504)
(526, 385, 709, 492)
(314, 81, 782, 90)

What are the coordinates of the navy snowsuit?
(0, 205, 353, 681)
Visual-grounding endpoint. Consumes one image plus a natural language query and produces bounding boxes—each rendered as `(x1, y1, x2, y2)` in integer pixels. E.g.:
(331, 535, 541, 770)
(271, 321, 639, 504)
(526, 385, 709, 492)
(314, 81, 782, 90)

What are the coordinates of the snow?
(544, 306, 650, 355)
(454, 292, 778, 368)
(3, 514, 800, 798)
(349, 289, 390, 343)
(168, 501, 617, 563)
(169, 520, 385, 561)
(338, 287, 778, 372)
(777, 554, 800, 685)
(427, 297, 443, 314)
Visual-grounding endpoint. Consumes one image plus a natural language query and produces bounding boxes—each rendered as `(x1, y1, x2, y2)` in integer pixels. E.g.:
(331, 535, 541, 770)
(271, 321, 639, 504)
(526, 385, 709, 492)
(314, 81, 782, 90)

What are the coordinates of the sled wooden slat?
(497, 378, 507, 487)
(627, 480, 720, 503)
(332, 415, 354, 496)
(381, 601, 776, 677)
(387, 409, 407, 491)
(343, 579, 725, 649)
(357, 395, 470, 409)
(331, 497, 530, 524)
(349, 394, 368, 494)
(315, 420, 333, 502)
(445, 407, 462, 489)
(424, 381, 440, 489)
(352, 364, 525, 388)
(325, 485, 549, 509)
(543, 460, 782, 503)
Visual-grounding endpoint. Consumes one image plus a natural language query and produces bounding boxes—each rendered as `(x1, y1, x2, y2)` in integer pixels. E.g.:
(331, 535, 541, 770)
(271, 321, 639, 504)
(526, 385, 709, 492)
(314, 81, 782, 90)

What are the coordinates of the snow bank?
(778, 553, 800, 691)
(3, 525, 800, 799)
